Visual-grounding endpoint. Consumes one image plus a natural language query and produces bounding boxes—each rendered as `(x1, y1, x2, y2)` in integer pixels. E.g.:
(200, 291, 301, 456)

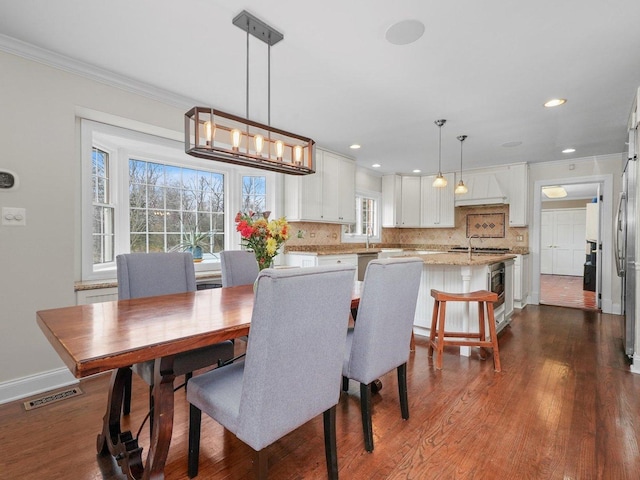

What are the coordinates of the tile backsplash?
(288, 205, 528, 251)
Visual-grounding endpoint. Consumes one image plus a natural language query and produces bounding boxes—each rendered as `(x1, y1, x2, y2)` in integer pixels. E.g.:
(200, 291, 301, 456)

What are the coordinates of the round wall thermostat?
(0, 170, 18, 190)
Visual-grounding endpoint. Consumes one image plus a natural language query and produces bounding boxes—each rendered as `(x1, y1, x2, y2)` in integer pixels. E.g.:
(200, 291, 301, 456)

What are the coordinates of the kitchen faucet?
(468, 234, 481, 260)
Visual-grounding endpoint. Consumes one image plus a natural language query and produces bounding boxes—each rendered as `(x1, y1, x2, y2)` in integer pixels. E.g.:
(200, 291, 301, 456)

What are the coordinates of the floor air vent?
(23, 387, 83, 411)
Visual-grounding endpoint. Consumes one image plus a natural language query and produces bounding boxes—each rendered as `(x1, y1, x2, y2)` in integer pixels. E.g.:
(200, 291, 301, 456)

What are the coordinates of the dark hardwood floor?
(2, 305, 639, 479)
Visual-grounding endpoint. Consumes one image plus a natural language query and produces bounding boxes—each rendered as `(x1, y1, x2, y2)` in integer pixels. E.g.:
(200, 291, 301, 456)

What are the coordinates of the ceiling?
(1, 0, 639, 176)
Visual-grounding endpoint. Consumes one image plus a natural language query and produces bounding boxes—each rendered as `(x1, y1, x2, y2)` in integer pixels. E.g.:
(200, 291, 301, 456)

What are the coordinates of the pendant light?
(455, 135, 468, 194)
(432, 119, 447, 188)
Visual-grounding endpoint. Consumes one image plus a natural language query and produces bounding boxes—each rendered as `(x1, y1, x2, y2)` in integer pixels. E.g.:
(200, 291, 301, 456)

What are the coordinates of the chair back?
(236, 264, 355, 451)
(116, 252, 196, 299)
(220, 250, 260, 287)
(344, 258, 422, 385)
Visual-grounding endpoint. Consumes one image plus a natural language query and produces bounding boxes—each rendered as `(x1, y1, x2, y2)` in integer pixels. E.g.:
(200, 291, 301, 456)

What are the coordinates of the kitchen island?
(400, 252, 516, 357)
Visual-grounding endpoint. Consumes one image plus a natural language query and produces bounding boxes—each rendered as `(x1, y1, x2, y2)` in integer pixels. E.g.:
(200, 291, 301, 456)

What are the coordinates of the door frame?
(531, 174, 614, 313)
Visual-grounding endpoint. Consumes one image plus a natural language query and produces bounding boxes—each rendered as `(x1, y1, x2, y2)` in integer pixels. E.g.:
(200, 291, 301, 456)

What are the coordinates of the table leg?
(143, 356, 176, 480)
(96, 356, 176, 480)
(96, 367, 144, 479)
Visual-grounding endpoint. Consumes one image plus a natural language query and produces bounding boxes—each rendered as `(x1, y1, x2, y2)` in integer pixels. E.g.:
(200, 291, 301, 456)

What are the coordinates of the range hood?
(454, 173, 507, 206)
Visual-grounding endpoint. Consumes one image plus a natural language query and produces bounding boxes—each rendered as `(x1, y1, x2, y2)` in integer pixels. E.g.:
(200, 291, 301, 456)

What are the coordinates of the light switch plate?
(2, 207, 26, 226)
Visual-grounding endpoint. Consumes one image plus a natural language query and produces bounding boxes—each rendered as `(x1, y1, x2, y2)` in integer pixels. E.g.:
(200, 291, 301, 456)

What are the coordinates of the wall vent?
(23, 387, 83, 411)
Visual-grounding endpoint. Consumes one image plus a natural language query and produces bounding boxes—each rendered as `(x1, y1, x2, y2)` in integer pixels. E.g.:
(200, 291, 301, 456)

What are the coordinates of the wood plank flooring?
(1, 305, 639, 479)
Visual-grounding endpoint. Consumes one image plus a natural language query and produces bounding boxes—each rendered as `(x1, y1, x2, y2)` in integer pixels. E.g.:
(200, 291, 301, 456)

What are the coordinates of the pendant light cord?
(246, 28, 249, 119)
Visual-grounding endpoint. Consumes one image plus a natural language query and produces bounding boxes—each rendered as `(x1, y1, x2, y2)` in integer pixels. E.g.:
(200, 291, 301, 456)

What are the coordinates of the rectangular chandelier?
(185, 107, 315, 175)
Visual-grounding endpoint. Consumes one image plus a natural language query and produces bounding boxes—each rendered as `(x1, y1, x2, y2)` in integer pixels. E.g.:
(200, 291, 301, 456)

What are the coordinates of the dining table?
(36, 282, 363, 480)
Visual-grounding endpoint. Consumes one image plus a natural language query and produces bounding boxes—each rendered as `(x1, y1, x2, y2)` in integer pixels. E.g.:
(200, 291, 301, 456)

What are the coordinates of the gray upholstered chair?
(116, 252, 234, 418)
(220, 250, 260, 287)
(342, 257, 423, 452)
(186, 264, 356, 479)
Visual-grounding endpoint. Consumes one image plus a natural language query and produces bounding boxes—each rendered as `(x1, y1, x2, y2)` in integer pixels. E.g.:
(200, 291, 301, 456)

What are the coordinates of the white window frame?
(80, 120, 277, 281)
(341, 189, 382, 244)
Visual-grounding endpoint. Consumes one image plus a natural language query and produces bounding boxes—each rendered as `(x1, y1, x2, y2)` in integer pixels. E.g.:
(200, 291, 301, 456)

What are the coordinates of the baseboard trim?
(0, 368, 78, 405)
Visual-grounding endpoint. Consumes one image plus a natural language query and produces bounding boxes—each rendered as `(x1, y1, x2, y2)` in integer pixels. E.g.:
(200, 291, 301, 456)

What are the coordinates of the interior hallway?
(540, 274, 598, 310)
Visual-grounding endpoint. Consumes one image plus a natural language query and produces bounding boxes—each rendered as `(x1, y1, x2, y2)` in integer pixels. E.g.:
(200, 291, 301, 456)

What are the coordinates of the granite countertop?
(400, 252, 517, 266)
(285, 245, 530, 256)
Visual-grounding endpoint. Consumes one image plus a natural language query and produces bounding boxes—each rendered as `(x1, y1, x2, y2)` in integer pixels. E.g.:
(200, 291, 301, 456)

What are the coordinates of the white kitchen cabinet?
(513, 254, 530, 308)
(401, 176, 421, 227)
(504, 259, 514, 319)
(382, 174, 402, 227)
(421, 173, 455, 227)
(76, 287, 118, 305)
(284, 149, 355, 224)
(285, 253, 357, 282)
(507, 163, 529, 227)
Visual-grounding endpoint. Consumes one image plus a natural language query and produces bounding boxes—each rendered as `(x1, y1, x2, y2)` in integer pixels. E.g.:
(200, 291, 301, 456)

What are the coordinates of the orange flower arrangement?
(235, 211, 289, 270)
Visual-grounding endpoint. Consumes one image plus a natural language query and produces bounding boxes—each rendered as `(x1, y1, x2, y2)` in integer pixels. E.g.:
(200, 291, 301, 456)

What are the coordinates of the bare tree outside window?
(242, 176, 266, 214)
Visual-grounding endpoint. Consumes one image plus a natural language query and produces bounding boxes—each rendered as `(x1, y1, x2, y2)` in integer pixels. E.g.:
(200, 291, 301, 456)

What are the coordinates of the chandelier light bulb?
(254, 134, 264, 155)
(275, 140, 285, 160)
(230, 129, 242, 151)
(293, 145, 303, 164)
(204, 121, 214, 146)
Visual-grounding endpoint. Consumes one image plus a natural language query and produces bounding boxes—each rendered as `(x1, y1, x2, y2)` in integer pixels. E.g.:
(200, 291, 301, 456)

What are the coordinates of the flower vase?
(189, 246, 203, 263)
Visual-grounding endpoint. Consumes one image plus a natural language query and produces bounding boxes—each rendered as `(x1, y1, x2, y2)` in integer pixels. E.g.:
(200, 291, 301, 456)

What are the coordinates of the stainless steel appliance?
(616, 107, 638, 359)
(488, 262, 506, 308)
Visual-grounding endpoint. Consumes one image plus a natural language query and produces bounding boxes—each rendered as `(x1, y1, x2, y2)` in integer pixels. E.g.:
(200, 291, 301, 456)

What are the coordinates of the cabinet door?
(421, 173, 455, 227)
(401, 176, 421, 227)
(284, 153, 323, 221)
(321, 151, 340, 222)
(508, 164, 528, 226)
(337, 155, 356, 223)
(382, 174, 402, 227)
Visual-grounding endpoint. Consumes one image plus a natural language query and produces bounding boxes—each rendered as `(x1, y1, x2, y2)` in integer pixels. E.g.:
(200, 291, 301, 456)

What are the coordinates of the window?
(128, 159, 225, 255)
(342, 191, 381, 243)
(81, 120, 276, 280)
(241, 175, 266, 213)
(91, 147, 115, 265)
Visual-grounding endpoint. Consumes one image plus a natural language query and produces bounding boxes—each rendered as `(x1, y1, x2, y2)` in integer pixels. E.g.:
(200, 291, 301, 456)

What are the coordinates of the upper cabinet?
(381, 173, 455, 228)
(421, 173, 455, 227)
(382, 174, 402, 227)
(284, 149, 356, 224)
(506, 163, 528, 227)
(401, 176, 421, 227)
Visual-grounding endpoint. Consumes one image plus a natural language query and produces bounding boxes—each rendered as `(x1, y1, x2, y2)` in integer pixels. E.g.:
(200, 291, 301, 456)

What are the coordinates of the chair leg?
(435, 301, 447, 369)
(486, 302, 502, 372)
(185, 371, 193, 392)
(360, 382, 374, 452)
(188, 404, 202, 478)
(323, 406, 339, 480)
(148, 385, 154, 438)
(122, 367, 132, 415)
(397, 363, 409, 420)
(253, 449, 268, 480)
(342, 376, 349, 392)
(428, 300, 439, 357)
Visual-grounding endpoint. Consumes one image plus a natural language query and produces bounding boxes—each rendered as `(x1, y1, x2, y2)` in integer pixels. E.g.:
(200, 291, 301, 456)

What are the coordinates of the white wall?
(0, 50, 192, 402)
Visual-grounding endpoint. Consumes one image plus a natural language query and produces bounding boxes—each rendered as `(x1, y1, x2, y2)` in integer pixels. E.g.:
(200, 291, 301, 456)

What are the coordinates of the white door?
(541, 208, 586, 276)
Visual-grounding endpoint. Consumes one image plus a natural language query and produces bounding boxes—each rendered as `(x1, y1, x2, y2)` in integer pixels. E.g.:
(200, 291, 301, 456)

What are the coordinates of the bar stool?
(428, 289, 501, 372)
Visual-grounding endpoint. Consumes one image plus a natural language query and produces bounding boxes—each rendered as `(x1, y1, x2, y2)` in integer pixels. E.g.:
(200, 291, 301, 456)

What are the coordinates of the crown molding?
(0, 33, 201, 109)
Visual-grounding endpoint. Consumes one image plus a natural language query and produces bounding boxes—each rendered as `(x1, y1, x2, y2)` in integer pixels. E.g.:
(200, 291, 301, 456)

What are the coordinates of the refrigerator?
(616, 98, 638, 359)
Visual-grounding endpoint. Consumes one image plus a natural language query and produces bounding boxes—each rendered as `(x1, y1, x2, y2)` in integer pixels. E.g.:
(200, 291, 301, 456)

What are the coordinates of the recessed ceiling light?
(385, 20, 425, 45)
(372, 164, 381, 168)
(502, 141, 523, 148)
(350, 144, 361, 149)
(413, 169, 421, 173)
(562, 148, 576, 153)
(544, 98, 567, 108)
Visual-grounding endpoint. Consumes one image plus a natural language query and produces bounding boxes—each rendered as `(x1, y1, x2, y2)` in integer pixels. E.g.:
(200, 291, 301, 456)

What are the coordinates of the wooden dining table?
(36, 282, 362, 480)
